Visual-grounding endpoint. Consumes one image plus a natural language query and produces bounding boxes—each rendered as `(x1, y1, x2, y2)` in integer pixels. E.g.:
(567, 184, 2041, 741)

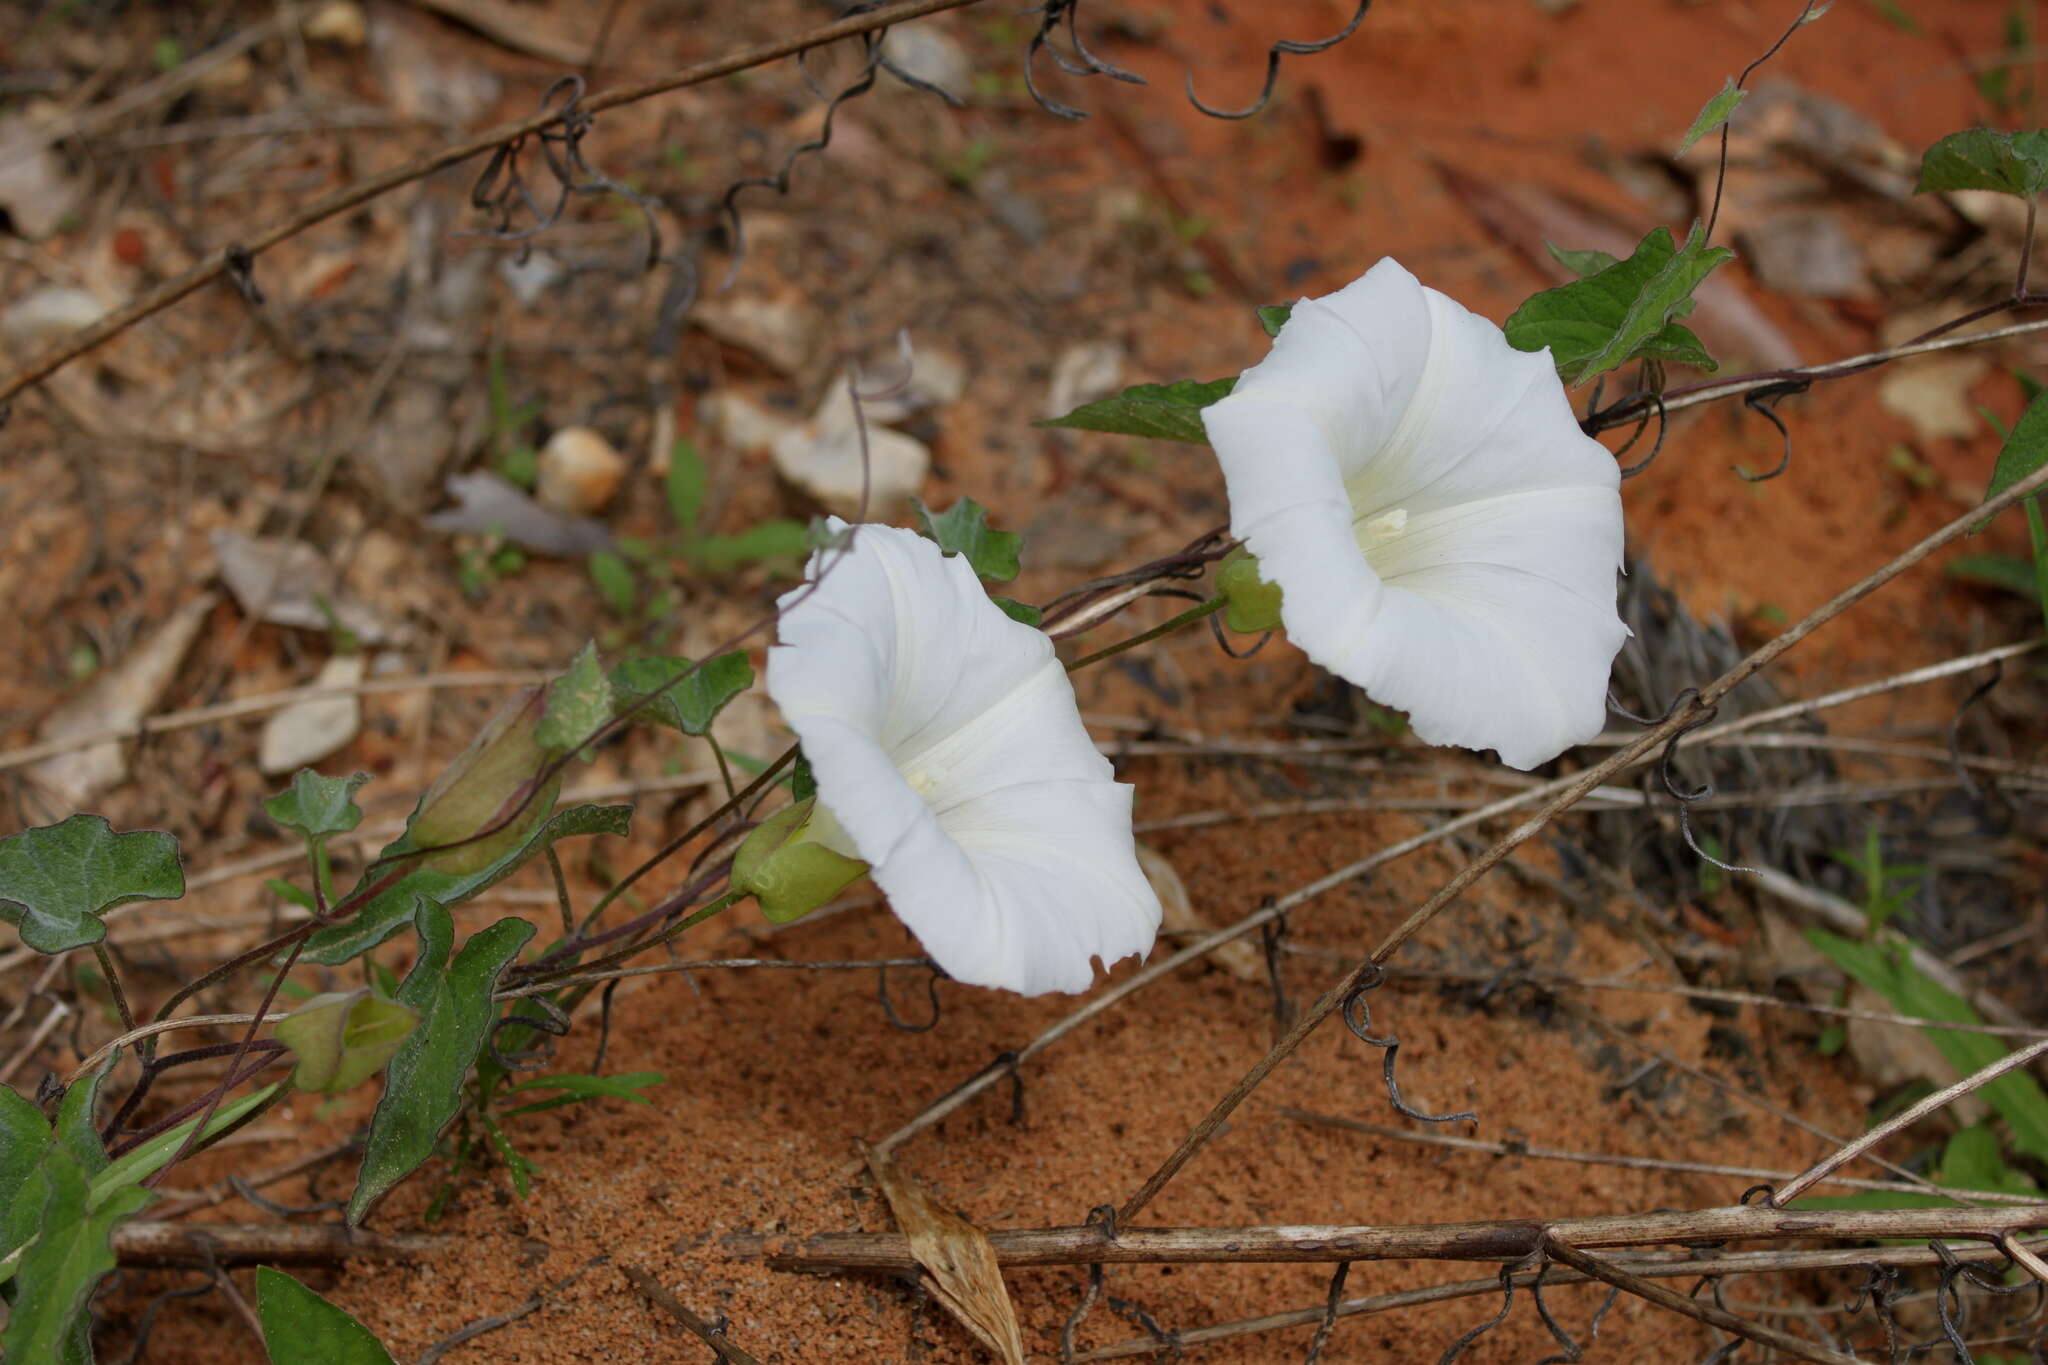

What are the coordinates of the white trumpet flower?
(1201, 259, 1628, 770)
(765, 522, 1161, 995)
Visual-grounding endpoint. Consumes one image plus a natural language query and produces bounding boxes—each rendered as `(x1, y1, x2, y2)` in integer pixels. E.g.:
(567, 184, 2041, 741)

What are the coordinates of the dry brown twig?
(742, 1203, 2048, 1271)
(0, 0, 987, 410)
(1112, 454, 2048, 1227)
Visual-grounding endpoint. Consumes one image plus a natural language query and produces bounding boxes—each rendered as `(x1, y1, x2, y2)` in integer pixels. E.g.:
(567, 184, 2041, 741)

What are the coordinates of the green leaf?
(609, 654, 755, 736)
(50, 1064, 107, 1179)
(1948, 552, 2041, 596)
(497, 1071, 664, 1119)
(1677, 77, 1746, 156)
(263, 771, 369, 842)
(1504, 224, 1735, 386)
(275, 991, 419, 1094)
(1915, 128, 2048, 198)
(2, 1146, 153, 1362)
(537, 643, 612, 754)
(991, 596, 1044, 626)
(666, 439, 707, 531)
(303, 803, 629, 966)
(0, 815, 184, 954)
(790, 753, 817, 803)
(255, 1267, 399, 1365)
(478, 1113, 536, 1199)
(0, 1087, 51, 1262)
(1544, 241, 1619, 278)
(588, 551, 637, 617)
(695, 520, 811, 573)
(87, 1084, 281, 1206)
(911, 498, 1023, 581)
(1255, 303, 1293, 337)
(1985, 387, 2048, 503)
(347, 899, 537, 1223)
(1039, 377, 1236, 445)
(1806, 929, 2048, 1164)
(1795, 1124, 2034, 1211)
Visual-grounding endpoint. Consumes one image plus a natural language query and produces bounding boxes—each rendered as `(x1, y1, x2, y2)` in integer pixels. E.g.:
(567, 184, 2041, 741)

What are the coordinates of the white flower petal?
(1202, 258, 1627, 770)
(766, 522, 1161, 994)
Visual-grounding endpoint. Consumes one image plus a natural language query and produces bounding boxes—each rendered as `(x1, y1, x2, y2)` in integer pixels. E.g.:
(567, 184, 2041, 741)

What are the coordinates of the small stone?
(700, 392, 797, 454)
(195, 53, 256, 93)
(358, 380, 455, 512)
(1741, 211, 1867, 299)
(1045, 341, 1126, 419)
(771, 399, 930, 519)
(535, 427, 628, 516)
(0, 115, 82, 241)
(881, 24, 972, 99)
(260, 655, 367, 775)
(1878, 355, 1990, 443)
(498, 251, 562, 309)
(693, 295, 822, 376)
(3, 286, 104, 346)
(305, 0, 367, 45)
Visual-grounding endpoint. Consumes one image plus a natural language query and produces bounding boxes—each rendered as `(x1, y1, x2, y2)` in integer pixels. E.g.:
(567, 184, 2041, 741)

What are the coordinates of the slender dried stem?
(1540, 1236, 1865, 1365)
(1772, 1036, 2048, 1206)
(1114, 458, 2048, 1226)
(0, 0, 987, 409)
(742, 1204, 2048, 1271)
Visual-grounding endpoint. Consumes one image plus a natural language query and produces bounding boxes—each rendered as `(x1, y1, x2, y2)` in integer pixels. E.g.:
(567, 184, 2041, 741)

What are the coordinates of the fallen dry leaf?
(258, 654, 367, 776)
(26, 595, 217, 819)
(1138, 843, 1265, 983)
(861, 1143, 1024, 1365)
(212, 531, 406, 645)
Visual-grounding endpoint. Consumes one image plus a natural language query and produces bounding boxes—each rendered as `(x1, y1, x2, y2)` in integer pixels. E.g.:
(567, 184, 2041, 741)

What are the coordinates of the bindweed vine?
(12, 3, 2048, 1361)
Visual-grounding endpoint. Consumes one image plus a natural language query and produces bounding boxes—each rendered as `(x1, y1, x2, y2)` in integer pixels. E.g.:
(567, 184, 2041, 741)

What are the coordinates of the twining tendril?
(1303, 1262, 1352, 1365)
(1949, 658, 2007, 809)
(1850, 1262, 1906, 1365)
(1059, 1204, 1120, 1364)
(468, 76, 661, 271)
(1926, 1239, 2046, 1363)
(222, 245, 264, 306)
(877, 959, 944, 1032)
(1613, 391, 1670, 479)
(1342, 963, 1479, 1128)
(1531, 1260, 1617, 1365)
(1733, 381, 1807, 483)
(720, 24, 887, 284)
(1184, 0, 1374, 120)
(1437, 1262, 1520, 1365)
(487, 995, 570, 1072)
(1024, 0, 1146, 121)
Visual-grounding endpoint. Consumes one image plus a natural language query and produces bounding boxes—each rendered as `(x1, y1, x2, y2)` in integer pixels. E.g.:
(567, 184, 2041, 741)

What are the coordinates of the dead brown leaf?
(860, 1143, 1025, 1365)
(1138, 843, 1264, 984)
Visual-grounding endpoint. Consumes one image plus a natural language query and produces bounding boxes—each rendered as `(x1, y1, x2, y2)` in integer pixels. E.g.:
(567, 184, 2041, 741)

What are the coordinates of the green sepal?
(1217, 550, 1283, 634)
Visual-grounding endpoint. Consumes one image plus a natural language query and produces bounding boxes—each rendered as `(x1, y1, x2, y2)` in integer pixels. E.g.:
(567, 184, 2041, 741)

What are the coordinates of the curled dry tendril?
(1341, 963, 1480, 1128)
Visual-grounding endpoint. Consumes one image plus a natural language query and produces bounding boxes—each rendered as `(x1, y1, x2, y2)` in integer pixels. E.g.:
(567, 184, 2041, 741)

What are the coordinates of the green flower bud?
(732, 797, 868, 924)
(274, 987, 418, 1094)
(408, 687, 560, 874)
(1217, 548, 1284, 634)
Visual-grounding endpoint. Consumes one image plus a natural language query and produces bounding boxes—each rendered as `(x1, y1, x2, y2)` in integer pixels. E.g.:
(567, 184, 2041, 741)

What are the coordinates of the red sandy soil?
(6, 0, 2043, 1360)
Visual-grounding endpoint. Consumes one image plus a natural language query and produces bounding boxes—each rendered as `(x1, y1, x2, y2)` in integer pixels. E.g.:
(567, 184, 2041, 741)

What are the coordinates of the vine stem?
(1112, 454, 2048, 1228)
(1772, 1034, 2048, 1207)
(1066, 595, 1226, 672)
(0, 0, 988, 410)
(1587, 308, 2048, 432)
(66, 1012, 289, 1087)
(737, 1203, 2048, 1270)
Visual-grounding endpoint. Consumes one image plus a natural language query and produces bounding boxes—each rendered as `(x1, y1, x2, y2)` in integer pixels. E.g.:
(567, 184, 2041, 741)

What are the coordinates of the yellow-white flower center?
(1356, 506, 1409, 552)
